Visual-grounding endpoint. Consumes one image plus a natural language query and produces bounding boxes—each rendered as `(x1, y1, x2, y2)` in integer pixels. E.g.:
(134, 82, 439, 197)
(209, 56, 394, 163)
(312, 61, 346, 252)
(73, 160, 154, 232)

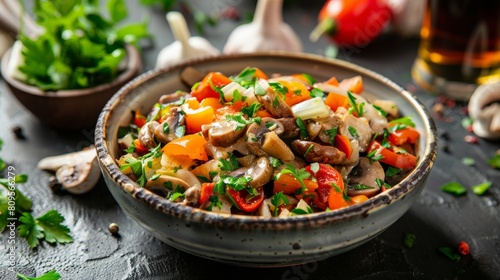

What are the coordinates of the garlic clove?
(223, 0, 302, 54)
(155, 11, 219, 69)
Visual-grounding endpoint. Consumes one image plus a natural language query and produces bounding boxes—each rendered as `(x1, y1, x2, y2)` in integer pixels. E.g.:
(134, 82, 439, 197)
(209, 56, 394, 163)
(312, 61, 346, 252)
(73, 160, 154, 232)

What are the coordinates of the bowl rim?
(95, 51, 438, 228)
(0, 43, 141, 98)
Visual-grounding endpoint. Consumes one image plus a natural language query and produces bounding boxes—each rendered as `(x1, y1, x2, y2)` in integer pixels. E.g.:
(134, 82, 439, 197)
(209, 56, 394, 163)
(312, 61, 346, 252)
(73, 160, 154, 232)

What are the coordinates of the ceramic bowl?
(95, 52, 438, 267)
(1, 44, 141, 130)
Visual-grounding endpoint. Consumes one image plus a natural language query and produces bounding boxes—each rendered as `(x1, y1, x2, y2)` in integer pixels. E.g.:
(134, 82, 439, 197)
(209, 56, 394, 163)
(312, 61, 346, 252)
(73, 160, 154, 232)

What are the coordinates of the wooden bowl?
(1, 44, 141, 130)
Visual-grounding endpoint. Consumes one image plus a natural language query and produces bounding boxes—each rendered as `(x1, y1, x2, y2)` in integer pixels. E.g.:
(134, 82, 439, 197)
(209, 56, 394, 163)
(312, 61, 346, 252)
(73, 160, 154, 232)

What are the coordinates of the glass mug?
(411, 0, 500, 101)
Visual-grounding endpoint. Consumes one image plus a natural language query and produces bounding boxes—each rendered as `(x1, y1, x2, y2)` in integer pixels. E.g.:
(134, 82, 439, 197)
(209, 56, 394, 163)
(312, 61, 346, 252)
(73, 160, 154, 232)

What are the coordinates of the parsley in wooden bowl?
(1, 0, 148, 129)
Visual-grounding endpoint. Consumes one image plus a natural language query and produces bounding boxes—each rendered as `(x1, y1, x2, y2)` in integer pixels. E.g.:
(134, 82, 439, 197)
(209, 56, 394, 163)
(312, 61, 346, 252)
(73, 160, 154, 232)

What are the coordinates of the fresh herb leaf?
(348, 126, 359, 138)
(441, 181, 467, 196)
(218, 153, 240, 171)
(471, 181, 492, 196)
(269, 157, 283, 168)
(389, 116, 416, 128)
(367, 150, 384, 162)
(268, 82, 288, 96)
(175, 125, 186, 138)
(271, 192, 290, 217)
(375, 178, 391, 190)
(439, 247, 461, 262)
(303, 144, 314, 157)
(488, 154, 500, 169)
(299, 73, 315, 85)
(207, 195, 222, 211)
(372, 104, 388, 117)
(403, 233, 416, 248)
(17, 269, 61, 280)
(324, 128, 338, 146)
(347, 91, 364, 117)
(353, 184, 374, 190)
(254, 80, 267, 96)
(296, 117, 308, 139)
(18, 210, 73, 248)
(309, 88, 324, 98)
(278, 164, 311, 191)
(385, 166, 401, 177)
(241, 102, 261, 118)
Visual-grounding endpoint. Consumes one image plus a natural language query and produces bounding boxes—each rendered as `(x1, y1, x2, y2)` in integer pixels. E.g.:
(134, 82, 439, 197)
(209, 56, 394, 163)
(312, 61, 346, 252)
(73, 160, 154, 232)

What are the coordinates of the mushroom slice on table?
(347, 157, 384, 198)
(37, 147, 100, 194)
(468, 83, 500, 140)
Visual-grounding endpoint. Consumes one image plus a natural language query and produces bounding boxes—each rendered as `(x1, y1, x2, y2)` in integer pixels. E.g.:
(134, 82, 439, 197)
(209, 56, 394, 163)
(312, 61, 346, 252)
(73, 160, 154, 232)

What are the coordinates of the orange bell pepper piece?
(162, 134, 208, 161)
(191, 72, 232, 102)
(325, 92, 349, 112)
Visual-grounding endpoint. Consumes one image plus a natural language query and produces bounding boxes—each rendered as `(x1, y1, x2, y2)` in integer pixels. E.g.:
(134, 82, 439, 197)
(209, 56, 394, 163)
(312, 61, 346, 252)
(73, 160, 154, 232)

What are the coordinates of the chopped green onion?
(440, 181, 467, 196)
(291, 97, 330, 120)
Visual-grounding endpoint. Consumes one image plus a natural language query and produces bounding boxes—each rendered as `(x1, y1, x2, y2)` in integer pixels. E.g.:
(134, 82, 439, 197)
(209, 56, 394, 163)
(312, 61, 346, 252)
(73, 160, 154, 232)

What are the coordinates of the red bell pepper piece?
(227, 187, 264, 213)
(367, 140, 417, 170)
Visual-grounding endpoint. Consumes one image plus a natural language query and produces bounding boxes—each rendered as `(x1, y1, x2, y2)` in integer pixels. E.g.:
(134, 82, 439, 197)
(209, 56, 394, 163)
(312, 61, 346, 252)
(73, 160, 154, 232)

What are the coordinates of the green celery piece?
(471, 181, 492, 196)
(440, 181, 467, 196)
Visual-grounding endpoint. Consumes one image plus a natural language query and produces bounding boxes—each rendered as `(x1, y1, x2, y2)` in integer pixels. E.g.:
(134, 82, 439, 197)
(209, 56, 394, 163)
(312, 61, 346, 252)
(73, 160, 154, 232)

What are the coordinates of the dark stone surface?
(1, 1, 499, 279)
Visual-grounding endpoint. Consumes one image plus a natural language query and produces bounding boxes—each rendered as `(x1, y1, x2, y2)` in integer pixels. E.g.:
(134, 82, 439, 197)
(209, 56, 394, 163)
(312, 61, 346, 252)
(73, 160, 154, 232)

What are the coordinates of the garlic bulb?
(223, 0, 302, 54)
(155, 11, 220, 69)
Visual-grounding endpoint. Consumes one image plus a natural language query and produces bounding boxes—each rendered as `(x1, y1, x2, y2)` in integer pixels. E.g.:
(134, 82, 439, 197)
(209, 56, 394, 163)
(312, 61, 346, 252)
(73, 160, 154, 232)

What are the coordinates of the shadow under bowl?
(1, 44, 141, 130)
(95, 52, 438, 267)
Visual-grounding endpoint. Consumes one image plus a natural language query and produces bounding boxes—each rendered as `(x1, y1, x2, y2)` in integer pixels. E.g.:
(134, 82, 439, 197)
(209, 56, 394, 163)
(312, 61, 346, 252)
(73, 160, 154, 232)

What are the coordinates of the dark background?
(1, 1, 499, 279)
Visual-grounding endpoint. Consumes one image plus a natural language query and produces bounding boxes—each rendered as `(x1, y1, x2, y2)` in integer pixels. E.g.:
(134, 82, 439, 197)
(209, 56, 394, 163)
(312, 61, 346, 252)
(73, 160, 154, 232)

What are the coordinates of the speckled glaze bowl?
(1, 44, 141, 130)
(95, 52, 438, 267)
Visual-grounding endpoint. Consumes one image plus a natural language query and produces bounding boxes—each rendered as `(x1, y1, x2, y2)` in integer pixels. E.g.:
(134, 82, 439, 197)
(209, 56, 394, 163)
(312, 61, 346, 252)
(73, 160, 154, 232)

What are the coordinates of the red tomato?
(367, 140, 417, 170)
(306, 163, 348, 210)
(227, 187, 264, 213)
(311, 0, 392, 47)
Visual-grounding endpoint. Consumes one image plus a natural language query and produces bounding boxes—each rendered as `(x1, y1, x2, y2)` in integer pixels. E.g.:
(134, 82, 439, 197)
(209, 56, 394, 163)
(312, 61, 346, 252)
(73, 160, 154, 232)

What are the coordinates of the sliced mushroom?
(208, 119, 246, 147)
(145, 174, 190, 198)
(154, 107, 186, 144)
(347, 157, 384, 198)
(292, 140, 346, 165)
(372, 99, 399, 118)
(468, 83, 500, 139)
(255, 79, 294, 118)
(138, 121, 159, 150)
(37, 147, 100, 194)
(339, 114, 373, 152)
(230, 157, 273, 188)
(317, 112, 343, 144)
(261, 131, 295, 162)
(245, 118, 285, 156)
(277, 117, 300, 138)
(158, 91, 186, 105)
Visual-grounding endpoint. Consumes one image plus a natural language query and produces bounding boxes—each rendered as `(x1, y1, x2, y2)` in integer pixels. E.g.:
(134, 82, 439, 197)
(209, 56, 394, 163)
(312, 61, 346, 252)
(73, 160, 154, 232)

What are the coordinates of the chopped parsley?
(353, 184, 374, 190)
(269, 157, 283, 168)
(372, 104, 388, 117)
(403, 233, 416, 248)
(347, 91, 364, 117)
(309, 88, 325, 98)
(385, 166, 401, 177)
(375, 178, 391, 190)
(254, 80, 267, 96)
(268, 82, 288, 96)
(324, 127, 338, 146)
(271, 192, 290, 217)
(488, 153, 500, 169)
(218, 153, 240, 171)
(303, 144, 314, 157)
(439, 247, 461, 262)
(17, 269, 61, 280)
(278, 164, 311, 192)
(296, 117, 308, 139)
(389, 116, 415, 130)
(366, 150, 384, 162)
(471, 181, 492, 196)
(348, 126, 359, 138)
(241, 102, 261, 118)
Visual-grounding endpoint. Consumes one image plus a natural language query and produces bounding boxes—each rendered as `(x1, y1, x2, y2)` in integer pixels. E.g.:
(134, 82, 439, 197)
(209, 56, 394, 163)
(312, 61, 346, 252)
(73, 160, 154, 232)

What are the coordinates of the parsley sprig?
(278, 164, 311, 192)
(18, 0, 149, 91)
(18, 210, 73, 248)
(347, 91, 365, 117)
(17, 269, 61, 280)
